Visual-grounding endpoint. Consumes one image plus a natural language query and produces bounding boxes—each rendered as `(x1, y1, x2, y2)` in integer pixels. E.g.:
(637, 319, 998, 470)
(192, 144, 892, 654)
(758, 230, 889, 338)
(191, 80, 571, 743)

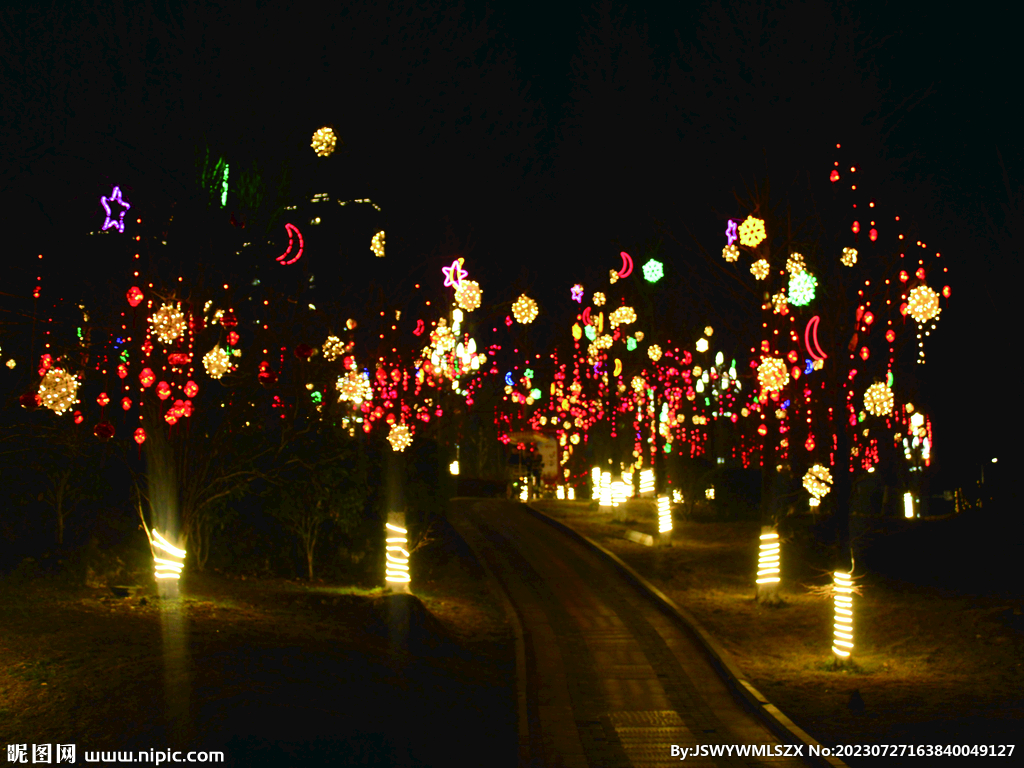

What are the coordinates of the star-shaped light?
(100, 186, 131, 233)
(725, 219, 738, 245)
(571, 284, 584, 303)
(441, 258, 468, 288)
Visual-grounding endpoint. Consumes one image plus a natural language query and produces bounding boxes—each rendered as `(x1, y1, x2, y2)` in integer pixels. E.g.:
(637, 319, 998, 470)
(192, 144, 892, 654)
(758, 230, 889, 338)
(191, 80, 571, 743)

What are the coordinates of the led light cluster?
(38, 368, 79, 415)
(203, 345, 232, 379)
(786, 253, 806, 275)
(832, 571, 854, 657)
(455, 280, 482, 312)
(149, 303, 187, 345)
(722, 244, 740, 262)
(387, 422, 413, 452)
(658, 495, 672, 533)
(750, 259, 770, 280)
(647, 344, 663, 362)
(150, 528, 186, 581)
(322, 335, 344, 361)
(512, 294, 539, 324)
(803, 464, 833, 498)
(863, 382, 894, 417)
(370, 230, 385, 258)
(337, 370, 373, 404)
(738, 216, 767, 247)
(384, 522, 410, 584)
(311, 127, 338, 157)
(757, 356, 790, 392)
(757, 531, 781, 584)
(906, 285, 941, 323)
(841, 247, 858, 267)
(592, 292, 606, 306)
(608, 306, 637, 328)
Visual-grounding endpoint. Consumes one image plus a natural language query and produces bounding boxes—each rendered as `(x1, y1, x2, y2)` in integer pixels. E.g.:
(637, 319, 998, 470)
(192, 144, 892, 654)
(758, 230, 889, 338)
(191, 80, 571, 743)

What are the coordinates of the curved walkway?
(449, 498, 811, 768)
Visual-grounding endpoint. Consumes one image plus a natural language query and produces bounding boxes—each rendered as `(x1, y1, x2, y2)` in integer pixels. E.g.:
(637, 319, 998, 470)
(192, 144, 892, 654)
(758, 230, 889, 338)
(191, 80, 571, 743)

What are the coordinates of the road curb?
(446, 502, 533, 768)
(525, 502, 848, 768)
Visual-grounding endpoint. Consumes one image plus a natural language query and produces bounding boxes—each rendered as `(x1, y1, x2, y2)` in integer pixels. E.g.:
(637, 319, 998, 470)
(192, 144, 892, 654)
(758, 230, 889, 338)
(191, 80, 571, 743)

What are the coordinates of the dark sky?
(1, 0, 1017, 468)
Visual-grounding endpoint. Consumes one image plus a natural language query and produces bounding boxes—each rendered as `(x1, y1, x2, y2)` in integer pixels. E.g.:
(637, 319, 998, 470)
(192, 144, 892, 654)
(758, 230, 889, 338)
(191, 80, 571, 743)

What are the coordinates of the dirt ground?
(0, 515, 516, 768)
(533, 500, 1024, 763)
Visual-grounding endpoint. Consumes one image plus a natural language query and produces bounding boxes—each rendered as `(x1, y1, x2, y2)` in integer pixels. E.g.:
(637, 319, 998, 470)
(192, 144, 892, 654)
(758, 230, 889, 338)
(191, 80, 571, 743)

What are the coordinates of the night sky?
(1, 0, 1016, 473)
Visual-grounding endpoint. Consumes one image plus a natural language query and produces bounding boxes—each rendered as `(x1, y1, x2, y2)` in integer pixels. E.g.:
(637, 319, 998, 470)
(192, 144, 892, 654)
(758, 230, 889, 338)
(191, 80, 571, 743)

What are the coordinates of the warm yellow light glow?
(863, 382, 894, 417)
(449, 460, 460, 476)
(150, 528, 186, 581)
(385, 522, 411, 584)
(337, 370, 373, 405)
(841, 247, 858, 267)
(832, 572, 854, 657)
(647, 344, 663, 362)
(608, 306, 637, 328)
(705, 487, 715, 500)
(455, 280, 482, 312)
(567, 487, 575, 500)
(38, 368, 79, 415)
(722, 244, 739, 262)
(610, 481, 629, 507)
(786, 253, 806, 275)
(519, 484, 529, 502)
(750, 259, 770, 280)
(149, 303, 187, 345)
(903, 491, 914, 519)
(738, 216, 766, 247)
(658, 495, 672, 533)
(695, 338, 709, 353)
(512, 294, 539, 324)
(311, 127, 338, 157)
(322, 335, 345, 361)
(756, 531, 781, 584)
(592, 467, 602, 499)
(907, 285, 941, 323)
(757, 356, 790, 392)
(556, 485, 565, 500)
(672, 489, 683, 504)
(370, 230, 385, 258)
(803, 464, 833, 498)
(593, 292, 606, 306)
(639, 469, 655, 495)
(387, 422, 413, 452)
(203, 345, 232, 379)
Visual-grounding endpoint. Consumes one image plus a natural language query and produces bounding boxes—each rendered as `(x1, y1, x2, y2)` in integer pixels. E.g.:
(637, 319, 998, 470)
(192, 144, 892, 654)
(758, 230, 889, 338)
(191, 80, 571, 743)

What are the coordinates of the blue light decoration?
(805, 359, 815, 375)
(505, 372, 514, 386)
(100, 186, 131, 233)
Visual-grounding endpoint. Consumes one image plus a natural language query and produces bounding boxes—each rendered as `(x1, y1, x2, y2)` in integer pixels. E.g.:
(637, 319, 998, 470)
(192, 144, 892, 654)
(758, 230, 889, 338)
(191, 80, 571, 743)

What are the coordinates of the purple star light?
(441, 258, 468, 288)
(725, 219, 738, 245)
(100, 186, 131, 233)
(571, 284, 584, 303)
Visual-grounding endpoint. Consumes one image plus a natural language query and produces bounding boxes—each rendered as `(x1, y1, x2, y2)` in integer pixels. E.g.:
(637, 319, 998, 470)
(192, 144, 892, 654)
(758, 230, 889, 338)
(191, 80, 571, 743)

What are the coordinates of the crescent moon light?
(805, 316, 827, 361)
(582, 307, 592, 326)
(277, 223, 304, 265)
(613, 358, 622, 377)
(618, 251, 634, 279)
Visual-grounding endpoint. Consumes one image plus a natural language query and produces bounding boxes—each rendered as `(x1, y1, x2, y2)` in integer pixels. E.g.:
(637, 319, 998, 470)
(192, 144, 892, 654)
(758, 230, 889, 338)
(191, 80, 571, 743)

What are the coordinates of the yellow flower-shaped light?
(593, 292, 606, 306)
(907, 285, 941, 323)
(512, 294, 538, 324)
(455, 280, 482, 312)
(203, 345, 231, 379)
(322, 335, 345, 361)
(722, 244, 740, 262)
(750, 259, 770, 280)
(738, 216, 767, 247)
(772, 291, 789, 315)
(841, 247, 858, 267)
(786, 253, 806, 275)
(647, 344, 663, 362)
(863, 382, 894, 417)
(608, 305, 637, 328)
(337, 371, 373, 404)
(757, 356, 790, 392)
(311, 126, 338, 157)
(631, 376, 646, 393)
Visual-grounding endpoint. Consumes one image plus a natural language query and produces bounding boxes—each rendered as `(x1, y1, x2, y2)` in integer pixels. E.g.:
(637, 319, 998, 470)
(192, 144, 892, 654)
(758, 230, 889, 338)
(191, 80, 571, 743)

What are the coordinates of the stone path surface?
(449, 499, 808, 768)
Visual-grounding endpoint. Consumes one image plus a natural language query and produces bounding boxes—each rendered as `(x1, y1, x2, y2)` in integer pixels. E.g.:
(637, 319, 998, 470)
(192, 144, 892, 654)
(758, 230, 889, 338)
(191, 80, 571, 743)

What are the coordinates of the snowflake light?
(803, 464, 833, 498)
(788, 272, 817, 306)
(511, 294, 538, 324)
(695, 338, 709, 353)
(387, 422, 413, 452)
(786, 253, 806, 275)
(149, 304, 187, 345)
(647, 344, 663, 362)
(757, 356, 790, 392)
(322, 335, 345, 361)
(311, 127, 338, 157)
(722, 244, 740, 262)
(38, 368, 79, 415)
(593, 292, 606, 306)
(738, 216, 767, 247)
(370, 230, 386, 258)
(608, 306, 637, 328)
(750, 259, 770, 280)
(203, 345, 231, 379)
(906, 285, 941, 323)
(642, 259, 664, 283)
(841, 247, 858, 267)
(455, 280, 482, 312)
(863, 382, 894, 417)
(337, 371, 373, 404)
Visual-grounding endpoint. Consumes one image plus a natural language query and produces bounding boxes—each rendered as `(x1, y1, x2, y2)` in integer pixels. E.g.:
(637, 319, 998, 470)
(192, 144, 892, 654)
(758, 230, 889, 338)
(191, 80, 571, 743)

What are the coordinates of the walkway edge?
(525, 502, 848, 768)
(447, 503, 532, 768)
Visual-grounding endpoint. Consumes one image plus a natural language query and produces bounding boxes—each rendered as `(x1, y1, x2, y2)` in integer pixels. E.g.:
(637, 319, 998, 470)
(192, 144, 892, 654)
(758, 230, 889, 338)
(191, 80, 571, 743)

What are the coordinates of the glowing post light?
(385, 521, 411, 586)
(832, 572, 855, 658)
(639, 468, 655, 496)
(556, 485, 565, 500)
(705, 487, 715, 500)
(449, 460, 460, 476)
(567, 487, 575, 501)
(591, 466, 602, 500)
(657, 495, 672, 534)
(903, 491, 914, 519)
(149, 528, 186, 581)
(757, 531, 781, 585)
(610, 481, 629, 507)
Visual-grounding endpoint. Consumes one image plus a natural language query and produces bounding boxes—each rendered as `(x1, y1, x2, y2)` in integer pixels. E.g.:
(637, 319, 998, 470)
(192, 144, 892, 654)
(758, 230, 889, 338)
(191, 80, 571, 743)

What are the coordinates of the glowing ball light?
(642, 258, 664, 283)
(370, 230, 385, 258)
(863, 382, 894, 417)
(788, 272, 817, 306)
(750, 259, 770, 280)
(803, 464, 833, 498)
(511, 294, 539, 324)
(387, 422, 413, 452)
(149, 304, 187, 345)
(203, 345, 232, 379)
(592, 292, 606, 307)
(337, 371, 373, 404)
(786, 253, 806, 275)
(772, 291, 789, 315)
(322, 335, 345, 361)
(841, 247, 858, 267)
(722, 244, 739, 262)
(738, 216, 767, 247)
(906, 285, 941, 323)
(695, 338, 709, 353)
(608, 306, 637, 328)
(310, 126, 338, 157)
(647, 344, 663, 362)
(631, 376, 646, 393)
(757, 357, 790, 392)
(38, 368, 79, 415)
(455, 280, 482, 312)
(127, 286, 144, 307)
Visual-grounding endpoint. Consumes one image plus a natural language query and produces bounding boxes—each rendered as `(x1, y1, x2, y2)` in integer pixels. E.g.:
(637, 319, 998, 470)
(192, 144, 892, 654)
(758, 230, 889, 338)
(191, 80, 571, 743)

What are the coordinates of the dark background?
(1, 0, 1016, 480)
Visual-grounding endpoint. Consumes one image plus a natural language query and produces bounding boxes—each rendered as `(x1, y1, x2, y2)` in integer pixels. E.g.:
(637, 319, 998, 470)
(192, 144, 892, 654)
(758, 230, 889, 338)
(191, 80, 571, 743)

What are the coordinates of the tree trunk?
(833, 422, 853, 574)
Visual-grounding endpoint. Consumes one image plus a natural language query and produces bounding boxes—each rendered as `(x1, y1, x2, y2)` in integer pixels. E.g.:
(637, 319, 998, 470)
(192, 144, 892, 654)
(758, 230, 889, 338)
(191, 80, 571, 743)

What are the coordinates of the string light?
(863, 382, 894, 417)
(639, 469, 655, 495)
(841, 247, 858, 267)
(832, 572, 854, 657)
(384, 522, 411, 584)
(150, 528, 186, 581)
(750, 259, 770, 280)
(511, 294, 539, 324)
(100, 186, 131, 233)
(311, 127, 338, 157)
(756, 532, 781, 584)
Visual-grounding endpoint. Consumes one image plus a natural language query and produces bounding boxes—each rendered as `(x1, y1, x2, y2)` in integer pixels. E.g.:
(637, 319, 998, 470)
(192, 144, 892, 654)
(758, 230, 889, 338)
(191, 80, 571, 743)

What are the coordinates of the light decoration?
(788, 272, 818, 306)
(592, 292, 606, 306)
(750, 259, 770, 280)
(149, 528, 186, 581)
(832, 572, 854, 657)
(387, 422, 413, 452)
(903, 491, 914, 519)
(38, 368, 79, 415)
(722, 244, 740, 262)
(738, 216, 766, 247)
(127, 286, 144, 307)
(725, 219, 738, 244)
(803, 464, 833, 498)
(757, 532, 781, 585)
(657, 496, 672, 534)
(571, 284, 584, 302)
(99, 185, 131, 233)
(863, 382, 894, 417)
(639, 469, 655, 496)
(786, 253, 806, 275)
(772, 291, 789, 315)
(591, 467, 602, 500)
(276, 223, 304, 265)
(455, 280, 482, 312)
(322, 335, 345, 361)
(511, 294, 539, 324)
(642, 258, 664, 283)
(757, 357, 790, 392)
(906, 285, 941, 323)
(672, 489, 683, 504)
(647, 345, 663, 362)
(705, 487, 715, 500)
(695, 338, 709, 353)
(805, 316, 827, 361)
(337, 371, 373, 404)
(520, 484, 529, 502)
(441, 258, 468, 288)
(311, 126, 338, 157)
(370, 230, 386, 258)
(202, 345, 232, 379)
(567, 487, 575, 500)
(149, 303, 187, 345)
(449, 460, 460, 476)
(617, 251, 634, 278)
(608, 306, 636, 328)
(384, 522, 411, 584)
(841, 247, 858, 267)
(610, 481, 629, 507)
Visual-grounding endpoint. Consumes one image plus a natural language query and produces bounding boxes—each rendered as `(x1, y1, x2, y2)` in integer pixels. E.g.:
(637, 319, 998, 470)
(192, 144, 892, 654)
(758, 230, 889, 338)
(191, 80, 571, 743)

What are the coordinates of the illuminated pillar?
(385, 512, 411, 593)
(756, 528, 780, 603)
(591, 466, 602, 500)
(657, 495, 672, 543)
(567, 486, 575, 500)
(832, 571, 854, 659)
(150, 528, 185, 585)
(903, 491, 914, 519)
(556, 485, 565, 500)
(639, 469, 655, 496)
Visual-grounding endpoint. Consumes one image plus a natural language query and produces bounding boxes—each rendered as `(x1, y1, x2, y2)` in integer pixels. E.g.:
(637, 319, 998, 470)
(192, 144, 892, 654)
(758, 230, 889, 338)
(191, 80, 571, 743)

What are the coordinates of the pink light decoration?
(804, 316, 827, 361)
(413, 319, 425, 336)
(581, 307, 592, 326)
(276, 223, 304, 265)
(441, 258, 468, 288)
(127, 286, 144, 307)
(100, 186, 131, 233)
(725, 220, 738, 245)
(617, 251, 634, 279)
(571, 284, 584, 303)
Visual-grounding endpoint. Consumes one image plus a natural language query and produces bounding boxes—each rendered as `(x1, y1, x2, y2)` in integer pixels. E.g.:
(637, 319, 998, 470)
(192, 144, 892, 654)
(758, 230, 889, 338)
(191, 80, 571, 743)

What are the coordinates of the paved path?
(449, 499, 807, 768)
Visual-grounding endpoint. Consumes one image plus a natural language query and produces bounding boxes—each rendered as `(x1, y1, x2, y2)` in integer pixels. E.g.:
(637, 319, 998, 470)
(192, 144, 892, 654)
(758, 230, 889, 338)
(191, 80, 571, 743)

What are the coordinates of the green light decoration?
(524, 368, 535, 380)
(626, 337, 637, 351)
(788, 272, 818, 306)
(311, 391, 322, 404)
(220, 163, 230, 208)
(886, 371, 894, 388)
(585, 325, 597, 342)
(119, 349, 130, 363)
(529, 388, 542, 400)
(642, 258, 664, 283)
